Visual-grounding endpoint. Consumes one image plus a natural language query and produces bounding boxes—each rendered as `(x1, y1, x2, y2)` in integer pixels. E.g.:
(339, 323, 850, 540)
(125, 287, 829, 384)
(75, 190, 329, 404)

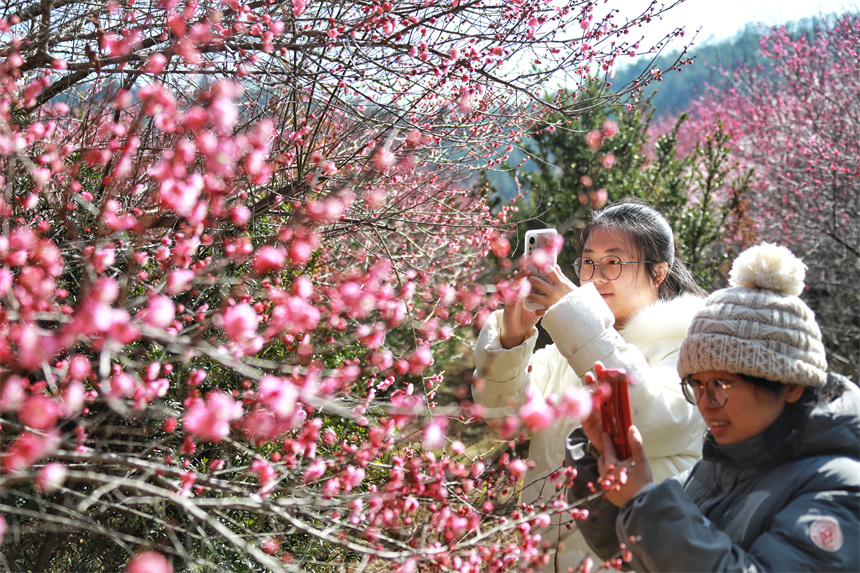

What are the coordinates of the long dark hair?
(578, 200, 706, 300)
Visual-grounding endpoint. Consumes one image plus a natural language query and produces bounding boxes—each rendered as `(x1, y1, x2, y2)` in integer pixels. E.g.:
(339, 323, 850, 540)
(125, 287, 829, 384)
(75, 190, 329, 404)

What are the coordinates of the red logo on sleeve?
(809, 517, 844, 553)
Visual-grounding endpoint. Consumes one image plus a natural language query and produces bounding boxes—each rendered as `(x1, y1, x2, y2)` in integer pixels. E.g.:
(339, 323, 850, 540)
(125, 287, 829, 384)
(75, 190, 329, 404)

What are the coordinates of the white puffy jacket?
(473, 283, 706, 572)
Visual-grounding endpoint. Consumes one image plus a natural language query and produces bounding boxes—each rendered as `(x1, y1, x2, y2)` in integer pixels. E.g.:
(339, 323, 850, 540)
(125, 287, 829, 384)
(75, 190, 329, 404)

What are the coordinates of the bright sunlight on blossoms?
(0, 0, 691, 570)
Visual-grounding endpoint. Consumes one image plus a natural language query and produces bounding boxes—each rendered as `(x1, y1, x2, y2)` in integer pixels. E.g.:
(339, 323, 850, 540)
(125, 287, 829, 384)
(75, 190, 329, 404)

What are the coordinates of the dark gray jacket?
(567, 374, 860, 572)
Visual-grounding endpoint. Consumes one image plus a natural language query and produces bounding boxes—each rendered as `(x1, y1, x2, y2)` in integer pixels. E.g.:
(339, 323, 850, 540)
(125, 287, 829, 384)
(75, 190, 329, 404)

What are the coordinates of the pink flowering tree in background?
(0, 0, 690, 570)
(682, 14, 860, 380)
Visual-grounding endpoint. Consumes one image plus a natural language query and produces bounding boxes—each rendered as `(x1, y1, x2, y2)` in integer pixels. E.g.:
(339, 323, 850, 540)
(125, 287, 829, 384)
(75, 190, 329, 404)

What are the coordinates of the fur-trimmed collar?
(619, 293, 706, 349)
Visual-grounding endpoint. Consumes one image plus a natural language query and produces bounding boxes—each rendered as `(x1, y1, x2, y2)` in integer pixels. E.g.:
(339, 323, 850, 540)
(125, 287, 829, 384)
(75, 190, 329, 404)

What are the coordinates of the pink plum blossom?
(422, 416, 448, 450)
(292, 0, 308, 17)
(321, 161, 337, 176)
(341, 465, 365, 492)
(261, 537, 280, 554)
(220, 303, 263, 354)
(165, 269, 195, 295)
(601, 153, 616, 169)
(91, 247, 116, 274)
(508, 458, 527, 480)
(158, 176, 202, 217)
(182, 391, 242, 442)
(36, 462, 67, 494)
(0, 375, 27, 412)
(187, 369, 207, 386)
(143, 53, 168, 74)
(258, 375, 298, 419)
(321, 477, 341, 498)
(141, 295, 176, 329)
(251, 459, 277, 492)
(231, 205, 252, 226)
(601, 119, 618, 138)
(589, 188, 608, 209)
(394, 559, 418, 573)
(533, 513, 551, 529)
(292, 275, 313, 298)
(2, 430, 60, 474)
(19, 395, 62, 431)
(519, 390, 553, 431)
(372, 148, 395, 172)
(303, 459, 327, 483)
(60, 381, 86, 417)
(408, 346, 434, 375)
(287, 241, 311, 265)
(105, 372, 137, 399)
(252, 246, 286, 275)
(126, 551, 173, 573)
(66, 354, 91, 381)
(490, 233, 511, 257)
(586, 129, 603, 150)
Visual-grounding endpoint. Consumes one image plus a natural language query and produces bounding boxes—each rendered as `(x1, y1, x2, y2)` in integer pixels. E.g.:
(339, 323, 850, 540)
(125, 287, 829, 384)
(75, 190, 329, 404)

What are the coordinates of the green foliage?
(517, 84, 652, 271)
(515, 88, 750, 289)
(669, 121, 754, 287)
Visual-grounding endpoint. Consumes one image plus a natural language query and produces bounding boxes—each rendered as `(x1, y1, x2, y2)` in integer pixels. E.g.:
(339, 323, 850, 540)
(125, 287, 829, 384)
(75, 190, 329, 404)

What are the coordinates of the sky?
(613, 0, 858, 51)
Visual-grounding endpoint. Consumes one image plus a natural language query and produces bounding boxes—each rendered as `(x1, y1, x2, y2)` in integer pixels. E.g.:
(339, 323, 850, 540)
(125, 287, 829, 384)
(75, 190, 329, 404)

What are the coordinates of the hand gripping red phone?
(591, 361, 633, 460)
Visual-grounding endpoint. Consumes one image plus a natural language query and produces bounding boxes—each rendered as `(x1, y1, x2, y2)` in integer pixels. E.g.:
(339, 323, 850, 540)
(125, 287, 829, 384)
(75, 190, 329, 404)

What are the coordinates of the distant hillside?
(486, 13, 848, 200)
(611, 15, 838, 117)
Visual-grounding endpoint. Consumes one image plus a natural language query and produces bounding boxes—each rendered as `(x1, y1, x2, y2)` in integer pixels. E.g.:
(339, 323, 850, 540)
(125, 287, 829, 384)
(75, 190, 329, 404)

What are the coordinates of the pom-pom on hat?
(678, 243, 827, 387)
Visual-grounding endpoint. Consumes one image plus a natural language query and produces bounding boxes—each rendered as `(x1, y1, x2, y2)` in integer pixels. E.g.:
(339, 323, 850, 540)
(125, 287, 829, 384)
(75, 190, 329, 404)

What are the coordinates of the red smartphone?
(595, 362, 633, 460)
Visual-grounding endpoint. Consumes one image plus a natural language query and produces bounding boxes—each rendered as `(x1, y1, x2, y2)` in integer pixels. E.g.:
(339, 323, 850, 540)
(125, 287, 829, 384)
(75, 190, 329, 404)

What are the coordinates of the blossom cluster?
(0, 0, 688, 570)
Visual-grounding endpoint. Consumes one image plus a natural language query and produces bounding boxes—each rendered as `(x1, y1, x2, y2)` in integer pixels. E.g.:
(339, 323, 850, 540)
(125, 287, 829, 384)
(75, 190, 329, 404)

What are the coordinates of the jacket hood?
(704, 374, 860, 467)
(793, 373, 860, 458)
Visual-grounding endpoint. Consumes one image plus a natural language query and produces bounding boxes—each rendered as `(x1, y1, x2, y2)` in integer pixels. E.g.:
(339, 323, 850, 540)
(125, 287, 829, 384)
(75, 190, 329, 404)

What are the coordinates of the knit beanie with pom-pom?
(678, 243, 827, 387)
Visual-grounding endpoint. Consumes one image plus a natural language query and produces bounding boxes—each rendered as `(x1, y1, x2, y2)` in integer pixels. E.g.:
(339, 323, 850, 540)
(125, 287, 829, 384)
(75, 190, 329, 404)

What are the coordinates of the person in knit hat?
(566, 243, 859, 572)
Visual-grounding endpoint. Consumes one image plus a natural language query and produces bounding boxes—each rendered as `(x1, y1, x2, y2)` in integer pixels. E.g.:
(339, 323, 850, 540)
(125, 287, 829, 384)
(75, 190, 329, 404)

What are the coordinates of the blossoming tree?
(683, 14, 860, 380)
(0, 0, 689, 570)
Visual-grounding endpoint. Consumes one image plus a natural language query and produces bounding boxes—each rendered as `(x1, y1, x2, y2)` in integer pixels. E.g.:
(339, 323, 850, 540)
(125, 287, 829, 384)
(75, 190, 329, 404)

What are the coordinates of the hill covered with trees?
(486, 16, 832, 200)
(612, 14, 844, 117)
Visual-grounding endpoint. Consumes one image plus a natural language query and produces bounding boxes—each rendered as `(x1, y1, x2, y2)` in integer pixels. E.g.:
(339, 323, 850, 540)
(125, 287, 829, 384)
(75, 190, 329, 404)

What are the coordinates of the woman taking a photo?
(569, 243, 859, 571)
(473, 201, 707, 571)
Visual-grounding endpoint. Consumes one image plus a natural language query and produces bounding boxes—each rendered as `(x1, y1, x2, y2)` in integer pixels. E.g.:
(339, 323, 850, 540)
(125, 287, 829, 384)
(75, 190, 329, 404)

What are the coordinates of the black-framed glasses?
(681, 377, 746, 408)
(573, 255, 655, 281)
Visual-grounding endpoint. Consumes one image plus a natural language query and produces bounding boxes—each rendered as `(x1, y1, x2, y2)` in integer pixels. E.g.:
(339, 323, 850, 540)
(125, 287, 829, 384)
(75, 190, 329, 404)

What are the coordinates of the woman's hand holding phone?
(584, 363, 654, 506)
(500, 266, 578, 348)
(498, 229, 555, 348)
(598, 425, 654, 507)
(526, 265, 577, 310)
(499, 284, 541, 349)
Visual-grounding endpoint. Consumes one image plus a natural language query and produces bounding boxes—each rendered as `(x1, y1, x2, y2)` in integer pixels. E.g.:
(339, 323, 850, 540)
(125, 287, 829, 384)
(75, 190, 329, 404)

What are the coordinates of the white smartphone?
(523, 228, 559, 311)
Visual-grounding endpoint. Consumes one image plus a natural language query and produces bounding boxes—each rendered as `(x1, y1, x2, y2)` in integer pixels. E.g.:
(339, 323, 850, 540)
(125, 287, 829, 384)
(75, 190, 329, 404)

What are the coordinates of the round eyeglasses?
(573, 255, 655, 281)
(681, 377, 746, 408)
